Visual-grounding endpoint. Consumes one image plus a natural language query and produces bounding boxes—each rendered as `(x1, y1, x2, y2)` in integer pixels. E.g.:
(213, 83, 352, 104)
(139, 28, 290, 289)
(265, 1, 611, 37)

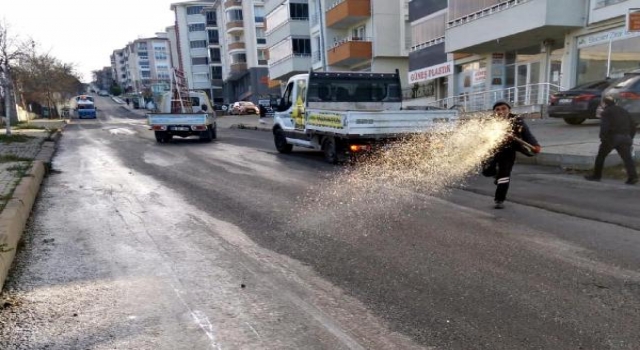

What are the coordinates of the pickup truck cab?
(271, 70, 458, 163)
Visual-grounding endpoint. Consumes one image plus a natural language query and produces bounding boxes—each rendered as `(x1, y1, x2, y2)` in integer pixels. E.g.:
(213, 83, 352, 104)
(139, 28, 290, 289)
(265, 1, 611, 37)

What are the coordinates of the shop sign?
(627, 9, 640, 32)
(408, 61, 454, 84)
(577, 26, 640, 48)
(473, 68, 487, 85)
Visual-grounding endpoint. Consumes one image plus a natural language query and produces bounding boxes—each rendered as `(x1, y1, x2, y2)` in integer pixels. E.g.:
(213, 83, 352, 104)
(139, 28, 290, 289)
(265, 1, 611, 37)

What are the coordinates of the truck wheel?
(274, 128, 293, 153)
(200, 126, 213, 143)
(322, 137, 339, 164)
(155, 131, 168, 143)
(563, 117, 586, 125)
(211, 125, 217, 140)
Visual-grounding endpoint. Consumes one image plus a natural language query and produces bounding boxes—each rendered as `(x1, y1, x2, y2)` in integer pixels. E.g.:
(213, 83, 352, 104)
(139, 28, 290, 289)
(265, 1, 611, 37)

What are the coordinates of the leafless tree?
(0, 20, 28, 132)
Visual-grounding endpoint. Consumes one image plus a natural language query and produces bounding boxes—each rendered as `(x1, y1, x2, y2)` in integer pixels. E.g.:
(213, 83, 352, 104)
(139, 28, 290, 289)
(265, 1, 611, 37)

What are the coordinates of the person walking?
(125, 98, 130, 106)
(584, 96, 638, 185)
(482, 101, 541, 209)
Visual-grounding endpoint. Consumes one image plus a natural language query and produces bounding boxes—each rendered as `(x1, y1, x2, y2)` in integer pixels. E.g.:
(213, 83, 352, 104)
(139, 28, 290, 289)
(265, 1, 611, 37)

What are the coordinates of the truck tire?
(322, 137, 339, 164)
(211, 125, 217, 140)
(200, 126, 213, 143)
(155, 131, 172, 143)
(563, 117, 586, 125)
(274, 128, 293, 153)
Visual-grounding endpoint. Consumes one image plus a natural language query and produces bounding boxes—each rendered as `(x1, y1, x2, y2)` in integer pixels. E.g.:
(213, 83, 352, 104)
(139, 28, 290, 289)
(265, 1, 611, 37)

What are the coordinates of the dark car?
(600, 70, 640, 124)
(548, 79, 612, 125)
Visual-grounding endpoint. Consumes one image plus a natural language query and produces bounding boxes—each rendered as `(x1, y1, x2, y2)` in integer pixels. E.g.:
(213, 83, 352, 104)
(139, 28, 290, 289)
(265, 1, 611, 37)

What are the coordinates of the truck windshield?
(307, 77, 401, 103)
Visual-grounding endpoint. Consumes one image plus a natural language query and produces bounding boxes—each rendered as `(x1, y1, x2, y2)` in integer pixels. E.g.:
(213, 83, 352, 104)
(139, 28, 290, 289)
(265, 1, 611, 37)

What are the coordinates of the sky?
(3, 0, 179, 83)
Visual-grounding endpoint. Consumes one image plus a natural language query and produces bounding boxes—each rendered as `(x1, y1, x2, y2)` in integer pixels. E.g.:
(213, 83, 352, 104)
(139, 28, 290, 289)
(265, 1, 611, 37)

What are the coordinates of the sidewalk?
(0, 119, 65, 290)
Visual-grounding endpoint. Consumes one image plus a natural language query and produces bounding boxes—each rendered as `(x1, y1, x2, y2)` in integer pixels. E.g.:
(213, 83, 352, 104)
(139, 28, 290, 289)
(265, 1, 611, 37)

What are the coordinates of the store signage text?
(408, 61, 453, 84)
(577, 26, 640, 48)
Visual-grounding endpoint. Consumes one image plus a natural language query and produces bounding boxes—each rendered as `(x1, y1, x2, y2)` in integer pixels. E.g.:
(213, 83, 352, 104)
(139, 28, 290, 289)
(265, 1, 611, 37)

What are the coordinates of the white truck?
(147, 90, 217, 143)
(271, 70, 458, 163)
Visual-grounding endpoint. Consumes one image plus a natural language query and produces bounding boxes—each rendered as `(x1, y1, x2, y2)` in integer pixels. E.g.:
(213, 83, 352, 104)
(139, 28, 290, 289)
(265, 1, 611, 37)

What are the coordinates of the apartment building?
(171, 1, 218, 96)
(406, 0, 450, 106)
(93, 67, 114, 91)
(110, 49, 127, 89)
(264, 0, 312, 82)
(213, 0, 280, 103)
(308, 0, 411, 86)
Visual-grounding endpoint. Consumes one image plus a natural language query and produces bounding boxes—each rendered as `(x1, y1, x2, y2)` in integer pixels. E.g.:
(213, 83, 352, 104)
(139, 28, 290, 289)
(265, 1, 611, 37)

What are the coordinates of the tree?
(110, 85, 122, 96)
(0, 20, 30, 131)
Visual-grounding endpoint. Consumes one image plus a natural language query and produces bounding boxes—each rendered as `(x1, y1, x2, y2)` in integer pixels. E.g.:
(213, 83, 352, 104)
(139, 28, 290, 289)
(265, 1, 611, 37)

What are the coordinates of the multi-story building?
(214, 0, 280, 103)
(264, 0, 312, 82)
(171, 1, 217, 97)
(110, 49, 127, 90)
(405, 0, 451, 106)
(308, 0, 411, 86)
(205, 6, 225, 104)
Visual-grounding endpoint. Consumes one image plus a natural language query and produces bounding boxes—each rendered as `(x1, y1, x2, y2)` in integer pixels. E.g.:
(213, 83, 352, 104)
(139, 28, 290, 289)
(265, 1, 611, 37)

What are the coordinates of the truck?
(271, 70, 459, 163)
(147, 69, 217, 143)
(74, 95, 96, 119)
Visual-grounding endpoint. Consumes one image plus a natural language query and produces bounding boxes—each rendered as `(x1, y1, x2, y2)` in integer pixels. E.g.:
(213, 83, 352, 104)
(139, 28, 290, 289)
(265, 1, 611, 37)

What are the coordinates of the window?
(188, 23, 206, 32)
(257, 49, 268, 61)
(209, 48, 221, 62)
(190, 40, 208, 49)
(256, 28, 266, 44)
(227, 9, 243, 21)
(138, 52, 149, 59)
(192, 56, 209, 65)
(208, 30, 220, 44)
(292, 38, 311, 55)
(211, 66, 223, 79)
(137, 42, 148, 51)
(577, 33, 640, 85)
(187, 6, 204, 15)
(139, 61, 150, 69)
(231, 53, 247, 64)
(206, 11, 217, 26)
(594, 0, 627, 8)
(289, 3, 309, 19)
(411, 13, 445, 48)
(155, 53, 168, 60)
(448, 0, 507, 20)
(254, 6, 265, 23)
(141, 71, 151, 78)
(352, 26, 366, 40)
(156, 65, 169, 70)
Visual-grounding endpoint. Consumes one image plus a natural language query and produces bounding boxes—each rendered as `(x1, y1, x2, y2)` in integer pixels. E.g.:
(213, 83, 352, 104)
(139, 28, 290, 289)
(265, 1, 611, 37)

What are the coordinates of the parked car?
(230, 101, 260, 115)
(98, 90, 109, 96)
(548, 79, 612, 125)
(600, 70, 640, 124)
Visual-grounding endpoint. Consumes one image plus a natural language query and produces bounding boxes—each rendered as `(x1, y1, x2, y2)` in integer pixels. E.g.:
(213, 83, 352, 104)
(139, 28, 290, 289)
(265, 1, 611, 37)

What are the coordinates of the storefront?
(576, 26, 640, 85)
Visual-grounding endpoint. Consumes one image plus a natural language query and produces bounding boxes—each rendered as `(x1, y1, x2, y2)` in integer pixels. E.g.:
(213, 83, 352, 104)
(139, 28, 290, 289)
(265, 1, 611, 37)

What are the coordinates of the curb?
(0, 127, 62, 291)
(0, 161, 46, 291)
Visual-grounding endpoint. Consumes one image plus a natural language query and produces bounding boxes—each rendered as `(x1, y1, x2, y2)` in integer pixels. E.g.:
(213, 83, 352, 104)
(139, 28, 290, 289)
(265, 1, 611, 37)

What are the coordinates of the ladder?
(170, 68, 193, 113)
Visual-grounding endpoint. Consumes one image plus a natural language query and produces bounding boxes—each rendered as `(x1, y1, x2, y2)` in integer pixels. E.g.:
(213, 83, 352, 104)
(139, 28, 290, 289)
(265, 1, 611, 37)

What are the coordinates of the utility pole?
(1, 60, 12, 136)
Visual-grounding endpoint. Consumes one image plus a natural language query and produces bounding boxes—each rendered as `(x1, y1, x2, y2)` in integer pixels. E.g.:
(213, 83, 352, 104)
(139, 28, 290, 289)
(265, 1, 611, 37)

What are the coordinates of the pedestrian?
(126, 98, 130, 106)
(258, 103, 267, 124)
(482, 101, 541, 209)
(584, 95, 638, 185)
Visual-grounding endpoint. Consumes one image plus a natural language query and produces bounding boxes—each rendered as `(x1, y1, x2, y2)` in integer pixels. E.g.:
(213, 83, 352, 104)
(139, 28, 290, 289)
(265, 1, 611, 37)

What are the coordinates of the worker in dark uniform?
(482, 101, 541, 209)
(585, 95, 638, 185)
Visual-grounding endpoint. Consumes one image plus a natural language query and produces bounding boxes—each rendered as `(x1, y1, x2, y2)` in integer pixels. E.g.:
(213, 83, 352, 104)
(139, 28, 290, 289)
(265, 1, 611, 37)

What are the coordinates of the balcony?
(268, 54, 312, 80)
(230, 62, 248, 74)
(327, 38, 372, 66)
(326, 0, 371, 29)
(266, 19, 310, 47)
(228, 41, 246, 53)
(226, 20, 244, 33)
(445, 0, 585, 53)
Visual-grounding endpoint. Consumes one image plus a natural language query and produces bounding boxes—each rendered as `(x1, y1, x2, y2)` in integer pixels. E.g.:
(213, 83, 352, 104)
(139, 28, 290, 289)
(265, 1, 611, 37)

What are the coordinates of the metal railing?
(447, 0, 532, 29)
(332, 36, 372, 48)
(419, 83, 564, 113)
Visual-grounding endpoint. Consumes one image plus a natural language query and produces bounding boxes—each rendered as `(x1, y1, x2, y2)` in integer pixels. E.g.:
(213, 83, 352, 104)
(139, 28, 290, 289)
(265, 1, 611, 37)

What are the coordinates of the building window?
(577, 32, 640, 85)
(141, 71, 151, 78)
(211, 66, 223, 79)
(594, 0, 627, 8)
(137, 42, 148, 51)
(411, 13, 445, 49)
(448, 0, 505, 20)
(254, 6, 265, 23)
(227, 9, 243, 21)
(189, 23, 206, 32)
(290, 3, 309, 19)
(232, 53, 247, 64)
(256, 28, 266, 44)
(352, 26, 366, 40)
(155, 53, 168, 60)
(187, 6, 204, 15)
(206, 11, 217, 26)
(190, 40, 208, 49)
(208, 30, 220, 44)
(258, 49, 268, 61)
(192, 56, 209, 65)
(139, 61, 150, 70)
(292, 38, 311, 55)
(210, 48, 221, 62)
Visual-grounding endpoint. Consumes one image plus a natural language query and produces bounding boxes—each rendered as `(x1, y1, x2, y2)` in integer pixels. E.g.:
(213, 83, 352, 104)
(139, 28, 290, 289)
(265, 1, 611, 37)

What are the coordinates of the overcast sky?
(4, 0, 179, 82)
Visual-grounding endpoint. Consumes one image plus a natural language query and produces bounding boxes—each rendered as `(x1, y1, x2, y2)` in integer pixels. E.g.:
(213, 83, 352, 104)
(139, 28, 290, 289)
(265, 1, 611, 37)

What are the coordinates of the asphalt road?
(1, 96, 639, 350)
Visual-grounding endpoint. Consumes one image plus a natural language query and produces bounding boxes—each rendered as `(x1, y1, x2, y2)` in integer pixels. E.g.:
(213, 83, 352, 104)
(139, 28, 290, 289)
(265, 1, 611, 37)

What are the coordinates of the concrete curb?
(0, 126, 62, 291)
(0, 161, 46, 291)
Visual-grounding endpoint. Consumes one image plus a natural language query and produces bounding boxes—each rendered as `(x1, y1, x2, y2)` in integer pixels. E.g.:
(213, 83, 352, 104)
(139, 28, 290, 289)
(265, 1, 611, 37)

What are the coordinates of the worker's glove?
(533, 145, 542, 154)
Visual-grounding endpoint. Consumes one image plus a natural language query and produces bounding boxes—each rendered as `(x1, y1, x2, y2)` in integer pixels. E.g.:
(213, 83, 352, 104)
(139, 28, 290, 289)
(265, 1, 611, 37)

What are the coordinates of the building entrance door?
(516, 61, 540, 105)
